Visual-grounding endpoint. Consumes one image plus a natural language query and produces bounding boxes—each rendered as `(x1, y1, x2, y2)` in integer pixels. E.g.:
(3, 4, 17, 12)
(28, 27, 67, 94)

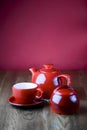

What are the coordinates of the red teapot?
(29, 64, 72, 99)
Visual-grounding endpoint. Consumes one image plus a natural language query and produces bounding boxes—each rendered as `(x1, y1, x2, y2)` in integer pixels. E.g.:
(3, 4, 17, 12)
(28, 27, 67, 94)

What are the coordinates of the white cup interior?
(13, 82, 37, 89)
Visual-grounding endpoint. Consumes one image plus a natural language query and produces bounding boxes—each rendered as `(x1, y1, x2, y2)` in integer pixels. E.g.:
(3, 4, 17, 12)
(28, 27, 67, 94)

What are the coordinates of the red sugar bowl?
(50, 75, 80, 115)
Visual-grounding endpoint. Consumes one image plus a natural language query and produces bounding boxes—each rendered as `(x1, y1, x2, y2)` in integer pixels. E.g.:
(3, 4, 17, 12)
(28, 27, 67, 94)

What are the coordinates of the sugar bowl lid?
(55, 85, 76, 96)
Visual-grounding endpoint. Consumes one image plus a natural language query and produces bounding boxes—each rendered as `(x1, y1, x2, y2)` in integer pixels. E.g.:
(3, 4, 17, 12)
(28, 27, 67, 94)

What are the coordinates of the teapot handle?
(57, 74, 72, 86)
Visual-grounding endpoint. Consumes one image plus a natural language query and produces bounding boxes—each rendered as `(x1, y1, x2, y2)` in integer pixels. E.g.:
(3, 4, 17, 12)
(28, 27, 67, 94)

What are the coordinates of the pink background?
(0, 0, 87, 70)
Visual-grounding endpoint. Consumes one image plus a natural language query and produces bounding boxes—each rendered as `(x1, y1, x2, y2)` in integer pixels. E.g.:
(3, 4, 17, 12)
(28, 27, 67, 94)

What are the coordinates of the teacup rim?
(13, 82, 37, 90)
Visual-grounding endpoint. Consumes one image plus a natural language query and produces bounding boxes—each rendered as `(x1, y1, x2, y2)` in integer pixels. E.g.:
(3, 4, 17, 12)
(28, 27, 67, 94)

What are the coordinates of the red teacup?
(12, 82, 43, 104)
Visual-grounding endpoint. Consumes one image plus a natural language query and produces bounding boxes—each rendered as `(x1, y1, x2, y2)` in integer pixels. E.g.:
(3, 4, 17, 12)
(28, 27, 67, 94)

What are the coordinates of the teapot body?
(31, 70, 61, 99)
(29, 64, 72, 99)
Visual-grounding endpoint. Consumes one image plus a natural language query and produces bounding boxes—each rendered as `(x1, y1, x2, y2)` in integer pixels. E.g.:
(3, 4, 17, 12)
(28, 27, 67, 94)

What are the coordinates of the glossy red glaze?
(50, 85, 79, 115)
(12, 82, 43, 104)
(29, 64, 72, 99)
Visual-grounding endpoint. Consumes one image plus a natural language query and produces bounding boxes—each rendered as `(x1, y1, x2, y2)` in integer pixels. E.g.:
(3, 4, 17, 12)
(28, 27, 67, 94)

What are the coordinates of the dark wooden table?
(0, 70, 87, 130)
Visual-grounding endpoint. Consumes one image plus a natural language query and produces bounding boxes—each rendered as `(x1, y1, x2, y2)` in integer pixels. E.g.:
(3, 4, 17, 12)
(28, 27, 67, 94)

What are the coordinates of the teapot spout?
(29, 68, 37, 76)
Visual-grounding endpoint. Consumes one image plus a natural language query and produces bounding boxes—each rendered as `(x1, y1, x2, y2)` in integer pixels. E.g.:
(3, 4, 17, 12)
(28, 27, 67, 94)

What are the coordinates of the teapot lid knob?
(43, 64, 53, 69)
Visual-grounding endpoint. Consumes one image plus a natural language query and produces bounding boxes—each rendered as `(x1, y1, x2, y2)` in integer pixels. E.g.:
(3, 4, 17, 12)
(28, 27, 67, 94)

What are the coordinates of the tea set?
(8, 64, 80, 114)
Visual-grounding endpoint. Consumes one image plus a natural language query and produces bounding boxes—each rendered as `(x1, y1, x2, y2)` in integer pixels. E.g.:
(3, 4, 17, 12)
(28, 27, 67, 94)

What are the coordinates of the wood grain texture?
(0, 70, 87, 130)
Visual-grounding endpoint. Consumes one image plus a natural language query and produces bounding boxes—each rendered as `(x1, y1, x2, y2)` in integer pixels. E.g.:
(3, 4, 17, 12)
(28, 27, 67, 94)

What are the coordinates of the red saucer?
(8, 96, 43, 107)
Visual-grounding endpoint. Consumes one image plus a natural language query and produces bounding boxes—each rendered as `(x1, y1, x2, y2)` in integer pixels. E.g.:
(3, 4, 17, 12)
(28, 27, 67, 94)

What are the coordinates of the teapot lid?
(40, 64, 58, 73)
(55, 86, 76, 96)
